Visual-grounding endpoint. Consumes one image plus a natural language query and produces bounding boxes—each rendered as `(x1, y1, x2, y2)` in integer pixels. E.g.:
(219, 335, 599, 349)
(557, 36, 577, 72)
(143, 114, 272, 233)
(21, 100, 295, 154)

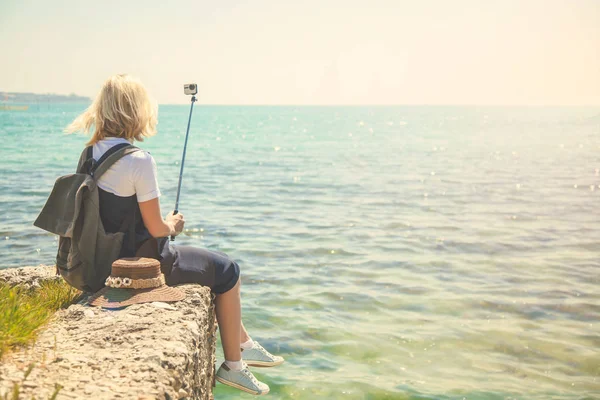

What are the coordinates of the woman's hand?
(166, 211, 185, 236)
(139, 198, 185, 238)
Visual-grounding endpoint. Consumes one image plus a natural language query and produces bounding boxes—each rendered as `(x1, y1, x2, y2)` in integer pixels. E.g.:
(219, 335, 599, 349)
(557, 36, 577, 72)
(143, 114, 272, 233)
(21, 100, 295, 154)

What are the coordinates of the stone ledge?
(0, 267, 216, 400)
(0, 264, 60, 288)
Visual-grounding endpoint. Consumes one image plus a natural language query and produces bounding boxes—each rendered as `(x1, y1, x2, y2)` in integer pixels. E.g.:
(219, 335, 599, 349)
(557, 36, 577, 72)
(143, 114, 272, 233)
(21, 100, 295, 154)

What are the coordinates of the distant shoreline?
(1, 92, 91, 103)
(1, 92, 599, 108)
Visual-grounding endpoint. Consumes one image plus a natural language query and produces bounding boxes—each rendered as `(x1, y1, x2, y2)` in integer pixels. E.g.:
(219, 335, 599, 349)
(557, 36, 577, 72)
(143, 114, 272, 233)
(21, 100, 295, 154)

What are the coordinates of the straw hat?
(88, 257, 185, 309)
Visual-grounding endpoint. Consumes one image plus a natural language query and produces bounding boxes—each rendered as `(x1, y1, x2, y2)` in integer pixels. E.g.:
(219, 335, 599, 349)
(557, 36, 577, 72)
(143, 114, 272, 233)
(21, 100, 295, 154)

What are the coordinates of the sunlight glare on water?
(1, 105, 599, 399)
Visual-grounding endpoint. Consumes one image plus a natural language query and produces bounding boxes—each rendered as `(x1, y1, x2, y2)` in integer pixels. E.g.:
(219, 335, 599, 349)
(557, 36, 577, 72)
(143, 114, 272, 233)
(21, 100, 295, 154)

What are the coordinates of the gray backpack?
(34, 143, 140, 292)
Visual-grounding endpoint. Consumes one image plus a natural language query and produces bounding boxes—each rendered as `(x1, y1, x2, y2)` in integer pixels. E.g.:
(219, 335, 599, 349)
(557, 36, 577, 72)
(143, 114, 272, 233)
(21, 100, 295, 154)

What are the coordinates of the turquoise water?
(1, 105, 599, 399)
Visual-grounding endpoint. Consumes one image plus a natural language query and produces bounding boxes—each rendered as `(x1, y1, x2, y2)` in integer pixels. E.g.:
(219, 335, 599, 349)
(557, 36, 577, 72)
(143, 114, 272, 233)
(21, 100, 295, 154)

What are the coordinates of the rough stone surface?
(0, 267, 217, 400)
(0, 264, 59, 288)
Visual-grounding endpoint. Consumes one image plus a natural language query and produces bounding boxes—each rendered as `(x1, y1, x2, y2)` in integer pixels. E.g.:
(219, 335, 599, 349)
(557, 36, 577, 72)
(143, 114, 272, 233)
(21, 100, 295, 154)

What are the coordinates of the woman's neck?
(102, 136, 133, 143)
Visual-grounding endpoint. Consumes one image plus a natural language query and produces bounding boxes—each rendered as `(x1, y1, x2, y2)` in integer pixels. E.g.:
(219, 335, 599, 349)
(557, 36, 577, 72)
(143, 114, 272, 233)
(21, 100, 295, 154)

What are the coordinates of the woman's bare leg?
(240, 321, 251, 343)
(215, 278, 242, 361)
(236, 276, 252, 343)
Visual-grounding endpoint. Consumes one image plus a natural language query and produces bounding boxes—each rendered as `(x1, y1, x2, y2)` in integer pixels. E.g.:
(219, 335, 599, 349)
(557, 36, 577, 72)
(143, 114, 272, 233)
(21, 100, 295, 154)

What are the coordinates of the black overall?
(92, 144, 240, 294)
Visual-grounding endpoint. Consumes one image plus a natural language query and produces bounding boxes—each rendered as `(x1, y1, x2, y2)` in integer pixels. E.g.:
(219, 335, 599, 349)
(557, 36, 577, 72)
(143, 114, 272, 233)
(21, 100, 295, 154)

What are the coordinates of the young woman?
(67, 74, 282, 396)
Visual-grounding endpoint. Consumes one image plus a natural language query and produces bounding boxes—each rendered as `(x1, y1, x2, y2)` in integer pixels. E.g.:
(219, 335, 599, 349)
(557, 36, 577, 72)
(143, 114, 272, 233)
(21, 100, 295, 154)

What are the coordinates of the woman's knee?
(213, 258, 240, 294)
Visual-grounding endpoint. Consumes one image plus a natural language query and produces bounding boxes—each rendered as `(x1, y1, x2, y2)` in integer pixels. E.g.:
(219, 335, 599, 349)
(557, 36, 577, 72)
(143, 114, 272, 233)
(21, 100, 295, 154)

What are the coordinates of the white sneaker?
(242, 341, 285, 367)
(216, 361, 270, 395)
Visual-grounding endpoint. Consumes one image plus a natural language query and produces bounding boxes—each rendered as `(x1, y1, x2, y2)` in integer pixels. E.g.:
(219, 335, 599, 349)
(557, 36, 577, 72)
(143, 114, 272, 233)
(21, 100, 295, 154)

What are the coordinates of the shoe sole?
(244, 359, 285, 367)
(216, 375, 270, 395)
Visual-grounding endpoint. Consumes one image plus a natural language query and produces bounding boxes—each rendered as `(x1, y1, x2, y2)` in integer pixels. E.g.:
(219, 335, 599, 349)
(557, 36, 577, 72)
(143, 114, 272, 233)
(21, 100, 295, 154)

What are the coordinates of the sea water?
(1, 104, 599, 399)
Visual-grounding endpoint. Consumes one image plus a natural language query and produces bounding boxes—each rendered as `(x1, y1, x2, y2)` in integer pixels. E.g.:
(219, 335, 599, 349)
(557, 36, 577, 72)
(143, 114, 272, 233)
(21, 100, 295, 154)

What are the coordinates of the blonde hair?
(66, 74, 158, 145)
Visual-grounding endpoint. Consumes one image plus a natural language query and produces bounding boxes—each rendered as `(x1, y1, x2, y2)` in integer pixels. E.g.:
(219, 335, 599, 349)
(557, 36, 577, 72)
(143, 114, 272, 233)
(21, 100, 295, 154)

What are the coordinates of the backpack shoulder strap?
(94, 142, 130, 167)
(91, 144, 140, 180)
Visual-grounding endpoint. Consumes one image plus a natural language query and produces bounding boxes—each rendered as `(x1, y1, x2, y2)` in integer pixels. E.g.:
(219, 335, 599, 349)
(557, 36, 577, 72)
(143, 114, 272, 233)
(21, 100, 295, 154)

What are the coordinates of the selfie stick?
(171, 95, 197, 241)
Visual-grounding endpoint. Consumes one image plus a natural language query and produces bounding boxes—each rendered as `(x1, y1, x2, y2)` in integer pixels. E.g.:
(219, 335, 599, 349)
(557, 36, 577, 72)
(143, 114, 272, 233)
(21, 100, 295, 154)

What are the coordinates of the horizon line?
(159, 103, 600, 107)
(3, 92, 599, 107)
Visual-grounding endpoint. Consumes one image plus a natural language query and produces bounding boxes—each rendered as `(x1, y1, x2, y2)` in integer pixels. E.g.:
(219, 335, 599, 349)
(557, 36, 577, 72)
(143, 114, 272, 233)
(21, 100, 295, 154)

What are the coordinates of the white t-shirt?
(92, 137, 161, 203)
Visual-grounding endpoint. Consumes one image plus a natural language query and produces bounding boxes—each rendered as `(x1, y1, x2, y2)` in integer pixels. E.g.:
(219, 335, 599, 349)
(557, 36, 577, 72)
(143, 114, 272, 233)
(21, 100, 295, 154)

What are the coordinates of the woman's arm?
(139, 198, 185, 238)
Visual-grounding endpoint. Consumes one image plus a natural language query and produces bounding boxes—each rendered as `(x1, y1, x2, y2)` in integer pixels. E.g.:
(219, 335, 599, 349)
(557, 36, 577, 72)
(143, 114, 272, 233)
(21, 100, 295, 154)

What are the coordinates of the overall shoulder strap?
(91, 144, 140, 180)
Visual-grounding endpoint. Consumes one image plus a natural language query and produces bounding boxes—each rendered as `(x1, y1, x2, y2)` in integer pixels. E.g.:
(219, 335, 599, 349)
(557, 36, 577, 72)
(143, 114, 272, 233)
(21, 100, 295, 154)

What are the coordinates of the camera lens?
(189, 84, 196, 90)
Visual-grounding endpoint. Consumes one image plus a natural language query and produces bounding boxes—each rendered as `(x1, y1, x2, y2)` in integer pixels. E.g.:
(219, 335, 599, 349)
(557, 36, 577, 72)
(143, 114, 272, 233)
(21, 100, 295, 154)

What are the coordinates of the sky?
(0, 0, 598, 105)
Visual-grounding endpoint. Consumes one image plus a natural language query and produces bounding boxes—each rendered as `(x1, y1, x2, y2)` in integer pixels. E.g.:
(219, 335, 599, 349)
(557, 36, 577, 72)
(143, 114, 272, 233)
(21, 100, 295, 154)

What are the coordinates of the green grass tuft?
(0, 279, 80, 359)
